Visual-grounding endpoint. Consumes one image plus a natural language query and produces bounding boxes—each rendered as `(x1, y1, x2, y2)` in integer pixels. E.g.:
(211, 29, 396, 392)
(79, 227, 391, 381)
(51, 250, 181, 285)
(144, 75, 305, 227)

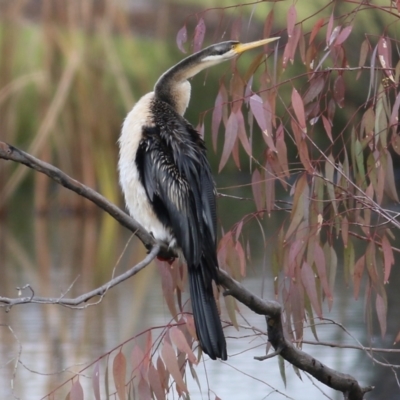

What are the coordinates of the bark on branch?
(0, 141, 373, 399)
(218, 271, 373, 400)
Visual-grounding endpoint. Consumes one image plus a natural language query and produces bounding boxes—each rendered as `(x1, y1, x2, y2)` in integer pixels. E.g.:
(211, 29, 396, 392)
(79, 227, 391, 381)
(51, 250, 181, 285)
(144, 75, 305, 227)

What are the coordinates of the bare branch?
(218, 270, 374, 400)
(0, 244, 160, 309)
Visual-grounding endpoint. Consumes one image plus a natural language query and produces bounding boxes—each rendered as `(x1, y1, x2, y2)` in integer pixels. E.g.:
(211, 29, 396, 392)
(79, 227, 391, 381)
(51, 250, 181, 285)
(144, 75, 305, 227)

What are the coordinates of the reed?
(0, 0, 176, 217)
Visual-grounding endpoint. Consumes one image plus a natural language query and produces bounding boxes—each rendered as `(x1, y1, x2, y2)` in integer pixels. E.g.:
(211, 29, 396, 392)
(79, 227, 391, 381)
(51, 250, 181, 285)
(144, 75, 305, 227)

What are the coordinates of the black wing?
(136, 106, 227, 360)
(136, 121, 217, 271)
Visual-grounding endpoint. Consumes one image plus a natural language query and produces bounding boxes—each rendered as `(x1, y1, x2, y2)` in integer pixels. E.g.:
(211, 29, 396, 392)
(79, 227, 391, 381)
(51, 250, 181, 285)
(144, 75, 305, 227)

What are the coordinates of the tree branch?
(1, 142, 373, 399)
(0, 244, 160, 310)
(218, 270, 374, 400)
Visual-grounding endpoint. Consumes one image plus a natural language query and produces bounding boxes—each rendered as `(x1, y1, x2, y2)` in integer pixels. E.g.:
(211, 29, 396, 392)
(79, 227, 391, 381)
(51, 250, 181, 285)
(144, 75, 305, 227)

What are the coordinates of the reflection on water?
(0, 203, 398, 399)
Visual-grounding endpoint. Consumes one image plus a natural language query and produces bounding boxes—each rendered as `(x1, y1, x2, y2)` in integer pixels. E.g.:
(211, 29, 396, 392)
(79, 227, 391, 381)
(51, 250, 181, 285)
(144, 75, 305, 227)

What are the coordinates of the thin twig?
(0, 244, 160, 309)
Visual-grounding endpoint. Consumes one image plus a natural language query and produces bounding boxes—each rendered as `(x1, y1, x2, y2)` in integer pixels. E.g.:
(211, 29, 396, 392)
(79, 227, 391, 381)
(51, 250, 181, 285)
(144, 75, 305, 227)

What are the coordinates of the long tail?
(188, 264, 227, 360)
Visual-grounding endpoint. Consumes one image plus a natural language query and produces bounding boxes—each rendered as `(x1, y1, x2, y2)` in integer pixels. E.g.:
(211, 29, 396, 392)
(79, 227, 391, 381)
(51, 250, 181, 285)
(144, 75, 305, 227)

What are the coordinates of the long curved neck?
(154, 49, 222, 116)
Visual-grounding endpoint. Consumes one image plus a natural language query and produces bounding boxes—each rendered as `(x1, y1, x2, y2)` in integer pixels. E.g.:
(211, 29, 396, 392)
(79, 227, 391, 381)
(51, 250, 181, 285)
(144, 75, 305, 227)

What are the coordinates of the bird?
(118, 37, 279, 360)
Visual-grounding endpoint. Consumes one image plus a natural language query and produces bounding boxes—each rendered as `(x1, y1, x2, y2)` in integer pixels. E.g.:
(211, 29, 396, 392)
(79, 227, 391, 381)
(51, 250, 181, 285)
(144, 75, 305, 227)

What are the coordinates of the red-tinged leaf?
(249, 94, 266, 131)
(219, 111, 238, 172)
(263, 99, 276, 151)
(235, 240, 246, 276)
(326, 14, 334, 47)
(314, 244, 332, 306)
(252, 168, 264, 212)
(144, 331, 152, 372)
(193, 18, 206, 53)
(284, 24, 301, 68)
(335, 25, 352, 46)
(161, 340, 188, 393)
(236, 109, 251, 157)
(157, 356, 169, 391)
(230, 72, 244, 113)
(70, 379, 84, 400)
(378, 37, 395, 82)
(290, 25, 302, 64)
(333, 75, 345, 108)
(235, 220, 243, 241)
(138, 378, 151, 400)
(299, 26, 306, 64)
(321, 114, 333, 143)
(301, 261, 322, 318)
(176, 26, 187, 54)
(282, 39, 291, 70)
(381, 235, 394, 283)
(231, 16, 242, 41)
(170, 326, 197, 364)
(157, 261, 178, 320)
(291, 88, 306, 133)
(131, 345, 145, 379)
(263, 9, 274, 42)
(148, 363, 165, 400)
(92, 361, 101, 400)
(357, 39, 369, 80)
(232, 132, 241, 170)
(376, 293, 387, 338)
(113, 351, 126, 400)
(287, 5, 297, 38)
(276, 125, 289, 179)
(265, 160, 275, 216)
(185, 314, 197, 341)
(353, 255, 365, 300)
(285, 173, 309, 240)
(303, 76, 325, 104)
(212, 83, 228, 152)
(288, 239, 305, 278)
(298, 135, 313, 173)
(309, 18, 324, 45)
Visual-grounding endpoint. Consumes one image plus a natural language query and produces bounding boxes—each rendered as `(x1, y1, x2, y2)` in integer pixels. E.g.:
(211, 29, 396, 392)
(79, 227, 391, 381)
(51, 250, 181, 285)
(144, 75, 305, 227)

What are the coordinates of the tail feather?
(188, 266, 227, 360)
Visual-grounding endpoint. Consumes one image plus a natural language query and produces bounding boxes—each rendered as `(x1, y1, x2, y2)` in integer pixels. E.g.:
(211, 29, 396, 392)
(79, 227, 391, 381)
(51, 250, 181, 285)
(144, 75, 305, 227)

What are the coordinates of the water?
(0, 208, 396, 399)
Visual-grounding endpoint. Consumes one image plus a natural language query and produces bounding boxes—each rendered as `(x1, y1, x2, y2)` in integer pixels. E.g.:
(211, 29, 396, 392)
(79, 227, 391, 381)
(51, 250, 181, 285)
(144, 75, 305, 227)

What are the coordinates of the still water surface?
(0, 206, 396, 399)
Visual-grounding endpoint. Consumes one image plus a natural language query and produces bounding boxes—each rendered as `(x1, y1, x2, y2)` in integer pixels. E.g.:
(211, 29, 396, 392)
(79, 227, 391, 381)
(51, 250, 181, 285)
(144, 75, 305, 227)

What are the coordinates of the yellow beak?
(233, 37, 280, 54)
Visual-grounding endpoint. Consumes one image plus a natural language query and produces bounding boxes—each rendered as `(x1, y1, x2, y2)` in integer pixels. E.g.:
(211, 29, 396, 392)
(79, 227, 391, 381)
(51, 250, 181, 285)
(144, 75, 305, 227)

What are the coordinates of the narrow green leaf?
(343, 239, 354, 286)
(354, 139, 366, 188)
(376, 293, 388, 338)
(325, 153, 337, 214)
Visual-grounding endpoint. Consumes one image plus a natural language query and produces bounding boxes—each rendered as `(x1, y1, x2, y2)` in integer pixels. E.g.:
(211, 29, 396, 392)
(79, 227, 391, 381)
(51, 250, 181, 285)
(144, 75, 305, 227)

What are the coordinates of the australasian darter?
(118, 37, 279, 360)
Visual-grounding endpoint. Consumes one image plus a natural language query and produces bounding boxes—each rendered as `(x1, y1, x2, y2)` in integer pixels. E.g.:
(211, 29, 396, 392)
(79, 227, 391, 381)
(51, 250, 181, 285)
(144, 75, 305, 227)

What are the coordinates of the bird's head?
(154, 36, 280, 115)
(199, 37, 280, 65)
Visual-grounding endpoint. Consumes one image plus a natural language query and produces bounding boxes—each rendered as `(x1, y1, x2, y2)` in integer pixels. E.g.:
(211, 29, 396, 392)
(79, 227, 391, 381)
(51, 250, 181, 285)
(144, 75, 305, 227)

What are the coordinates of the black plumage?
(136, 99, 226, 360)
